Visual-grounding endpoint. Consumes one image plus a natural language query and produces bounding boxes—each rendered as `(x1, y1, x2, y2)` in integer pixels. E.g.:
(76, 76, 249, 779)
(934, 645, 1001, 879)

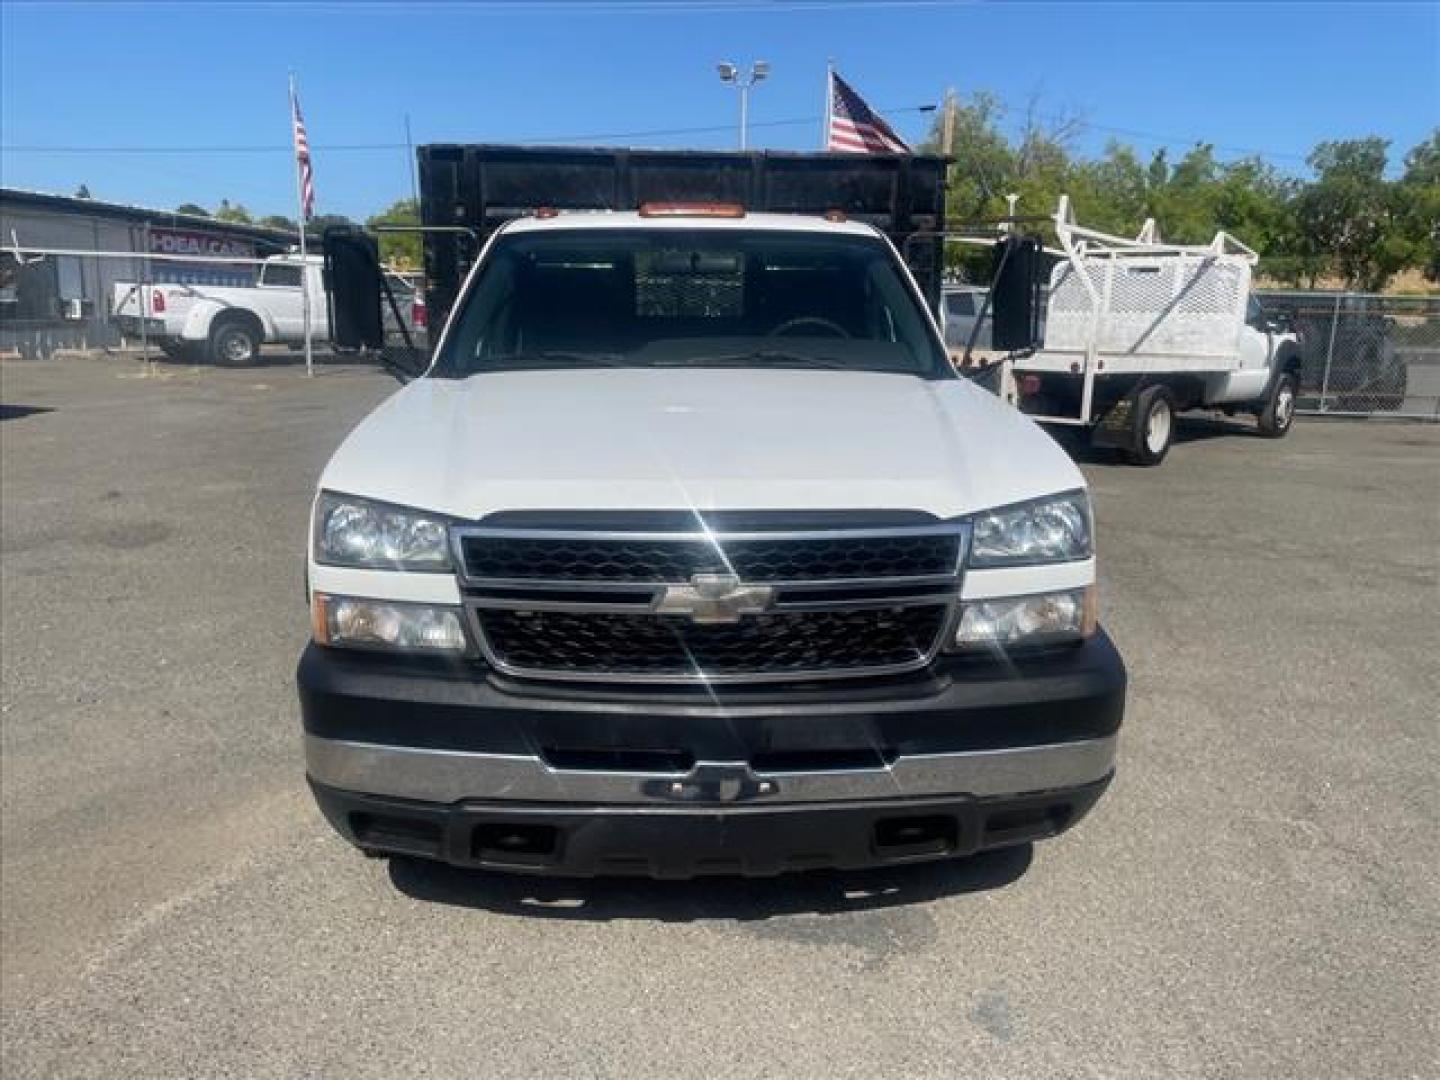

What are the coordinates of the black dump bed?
(418, 144, 948, 330)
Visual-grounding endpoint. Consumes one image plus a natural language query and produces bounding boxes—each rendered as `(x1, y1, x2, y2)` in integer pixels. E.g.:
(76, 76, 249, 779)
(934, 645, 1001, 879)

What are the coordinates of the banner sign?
(147, 228, 257, 286)
(149, 229, 256, 260)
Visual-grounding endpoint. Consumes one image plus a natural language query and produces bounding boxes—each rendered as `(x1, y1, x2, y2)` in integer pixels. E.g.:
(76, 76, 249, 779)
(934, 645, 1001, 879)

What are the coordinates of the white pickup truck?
(298, 204, 1126, 877)
(113, 253, 424, 364)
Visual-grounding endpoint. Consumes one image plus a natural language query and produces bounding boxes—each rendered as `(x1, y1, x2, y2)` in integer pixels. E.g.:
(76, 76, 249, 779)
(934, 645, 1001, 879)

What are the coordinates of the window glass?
(946, 292, 975, 318)
(437, 228, 949, 378)
(57, 256, 86, 301)
(261, 263, 303, 288)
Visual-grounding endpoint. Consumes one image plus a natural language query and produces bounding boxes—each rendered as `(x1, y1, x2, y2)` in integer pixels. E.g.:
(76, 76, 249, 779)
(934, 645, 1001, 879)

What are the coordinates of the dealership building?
(0, 188, 299, 356)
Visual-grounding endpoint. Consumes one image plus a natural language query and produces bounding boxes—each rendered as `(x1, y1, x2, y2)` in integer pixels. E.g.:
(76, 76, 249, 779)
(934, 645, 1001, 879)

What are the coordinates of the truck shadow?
(385, 843, 1032, 922)
(0, 404, 54, 422)
(1052, 414, 1263, 465)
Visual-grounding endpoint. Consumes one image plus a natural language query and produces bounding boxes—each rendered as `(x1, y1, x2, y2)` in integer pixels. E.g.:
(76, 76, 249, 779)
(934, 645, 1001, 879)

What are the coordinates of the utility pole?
(404, 113, 420, 210)
(941, 87, 957, 159)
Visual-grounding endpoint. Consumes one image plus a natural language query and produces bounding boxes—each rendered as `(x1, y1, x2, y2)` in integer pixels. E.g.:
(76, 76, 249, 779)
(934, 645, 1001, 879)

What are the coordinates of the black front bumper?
(298, 632, 1125, 877)
(298, 632, 1125, 758)
(310, 775, 1112, 878)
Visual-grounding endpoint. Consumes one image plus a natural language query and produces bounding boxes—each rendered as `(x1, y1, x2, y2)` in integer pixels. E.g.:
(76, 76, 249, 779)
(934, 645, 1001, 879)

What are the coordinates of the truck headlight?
(314, 492, 451, 571)
(312, 593, 471, 653)
(969, 490, 1091, 567)
(953, 587, 1096, 651)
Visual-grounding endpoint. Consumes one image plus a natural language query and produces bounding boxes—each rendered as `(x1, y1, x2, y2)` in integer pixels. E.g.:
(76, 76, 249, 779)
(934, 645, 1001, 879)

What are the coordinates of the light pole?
(716, 60, 769, 150)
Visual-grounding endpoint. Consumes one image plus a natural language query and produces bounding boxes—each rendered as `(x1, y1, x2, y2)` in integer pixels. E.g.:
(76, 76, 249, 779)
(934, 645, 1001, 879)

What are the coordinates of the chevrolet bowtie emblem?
(655, 573, 776, 624)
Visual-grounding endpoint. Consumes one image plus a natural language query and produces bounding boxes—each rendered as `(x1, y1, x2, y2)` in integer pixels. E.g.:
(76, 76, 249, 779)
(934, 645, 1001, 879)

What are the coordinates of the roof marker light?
(638, 202, 746, 219)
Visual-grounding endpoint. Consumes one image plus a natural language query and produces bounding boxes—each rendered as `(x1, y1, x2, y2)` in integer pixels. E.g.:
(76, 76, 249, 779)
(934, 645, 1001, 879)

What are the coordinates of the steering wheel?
(767, 316, 851, 339)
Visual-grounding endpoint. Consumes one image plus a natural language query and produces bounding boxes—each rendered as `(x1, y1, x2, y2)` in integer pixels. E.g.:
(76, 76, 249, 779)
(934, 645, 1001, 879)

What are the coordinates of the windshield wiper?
(666, 350, 858, 371)
(478, 351, 633, 371)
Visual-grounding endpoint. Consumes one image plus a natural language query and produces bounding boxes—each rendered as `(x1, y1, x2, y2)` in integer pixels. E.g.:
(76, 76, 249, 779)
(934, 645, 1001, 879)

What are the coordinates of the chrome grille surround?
(451, 522, 969, 684)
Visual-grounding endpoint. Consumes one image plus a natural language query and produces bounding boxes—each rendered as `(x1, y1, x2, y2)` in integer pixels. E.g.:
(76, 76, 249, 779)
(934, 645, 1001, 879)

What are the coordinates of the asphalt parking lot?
(2, 353, 1436, 1079)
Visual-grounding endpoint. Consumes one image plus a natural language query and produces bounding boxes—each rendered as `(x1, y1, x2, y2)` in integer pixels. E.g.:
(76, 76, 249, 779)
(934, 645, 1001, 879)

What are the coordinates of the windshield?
(433, 227, 950, 378)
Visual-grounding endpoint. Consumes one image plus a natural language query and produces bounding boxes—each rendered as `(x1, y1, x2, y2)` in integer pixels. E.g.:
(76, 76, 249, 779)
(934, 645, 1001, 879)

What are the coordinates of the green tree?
(213, 199, 254, 224)
(257, 214, 298, 232)
(175, 202, 210, 217)
(1146, 144, 1222, 243)
(919, 92, 1014, 225)
(909, 85, 1434, 290)
(1397, 130, 1440, 284)
(1294, 138, 1409, 291)
(366, 198, 422, 269)
(308, 213, 358, 236)
(1072, 143, 1151, 234)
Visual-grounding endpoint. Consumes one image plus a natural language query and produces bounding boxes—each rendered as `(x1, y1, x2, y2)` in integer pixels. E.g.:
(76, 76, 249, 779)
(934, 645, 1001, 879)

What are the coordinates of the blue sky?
(2, 0, 1436, 221)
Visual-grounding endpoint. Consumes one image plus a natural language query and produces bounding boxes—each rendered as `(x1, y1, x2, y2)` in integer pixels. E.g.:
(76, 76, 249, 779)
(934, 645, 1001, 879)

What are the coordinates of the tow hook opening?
(873, 814, 958, 858)
(472, 823, 560, 863)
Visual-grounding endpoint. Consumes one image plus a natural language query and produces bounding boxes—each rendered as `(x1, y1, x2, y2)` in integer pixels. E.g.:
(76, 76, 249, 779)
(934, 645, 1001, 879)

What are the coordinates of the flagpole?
(822, 58, 834, 150)
(290, 72, 314, 378)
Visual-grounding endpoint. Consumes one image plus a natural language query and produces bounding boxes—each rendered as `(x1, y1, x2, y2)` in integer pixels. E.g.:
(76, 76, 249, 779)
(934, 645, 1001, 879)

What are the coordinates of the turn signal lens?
(952, 586, 1096, 651)
(312, 593, 470, 654)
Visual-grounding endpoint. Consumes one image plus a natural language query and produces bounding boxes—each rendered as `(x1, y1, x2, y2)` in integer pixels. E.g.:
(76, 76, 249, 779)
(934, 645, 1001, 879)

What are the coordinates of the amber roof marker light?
(638, 202, 746, 219)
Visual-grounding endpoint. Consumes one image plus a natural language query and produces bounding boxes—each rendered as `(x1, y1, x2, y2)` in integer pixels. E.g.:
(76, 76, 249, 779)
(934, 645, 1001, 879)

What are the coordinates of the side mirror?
(324, 227, 383, 349)
(990, 236, 1043, 351)
(323, 227, 426, 382)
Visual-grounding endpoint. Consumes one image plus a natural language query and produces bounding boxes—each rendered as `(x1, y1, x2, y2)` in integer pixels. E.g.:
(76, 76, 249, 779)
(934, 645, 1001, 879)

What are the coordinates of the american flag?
(827, 71, 910, 155)
(291, 85, 315, 221)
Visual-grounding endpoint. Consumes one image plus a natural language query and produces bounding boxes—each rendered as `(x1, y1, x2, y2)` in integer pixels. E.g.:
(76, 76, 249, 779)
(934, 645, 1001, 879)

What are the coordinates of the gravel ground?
(2, 354, 1437, 1079)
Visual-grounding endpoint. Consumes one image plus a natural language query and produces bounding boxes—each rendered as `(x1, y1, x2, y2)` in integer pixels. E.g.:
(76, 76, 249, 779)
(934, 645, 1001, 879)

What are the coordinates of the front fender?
(1274, 339, 1302, 375)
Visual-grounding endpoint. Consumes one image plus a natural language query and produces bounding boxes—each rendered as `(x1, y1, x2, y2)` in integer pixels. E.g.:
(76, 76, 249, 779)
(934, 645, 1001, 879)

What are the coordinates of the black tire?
(1125, 385, 1176, 466)
(1257, 371, 1298, 438)
(158, 340, 194, 362)
(207, 318, 261, 366)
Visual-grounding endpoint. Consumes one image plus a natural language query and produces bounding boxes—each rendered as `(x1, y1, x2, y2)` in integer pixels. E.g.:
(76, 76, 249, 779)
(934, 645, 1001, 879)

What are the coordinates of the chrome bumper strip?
(305, 734, 1117, 806)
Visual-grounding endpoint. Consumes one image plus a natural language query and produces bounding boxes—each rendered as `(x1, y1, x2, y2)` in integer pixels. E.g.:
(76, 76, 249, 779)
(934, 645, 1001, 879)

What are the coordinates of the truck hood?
(319, 369, 1084, 521)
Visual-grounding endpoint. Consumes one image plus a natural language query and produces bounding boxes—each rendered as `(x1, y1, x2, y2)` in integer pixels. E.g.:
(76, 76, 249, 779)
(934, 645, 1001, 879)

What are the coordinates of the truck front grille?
(460, 532, 961, 583)
(479, 606, 950, 679)
(455, 521, 966, 683)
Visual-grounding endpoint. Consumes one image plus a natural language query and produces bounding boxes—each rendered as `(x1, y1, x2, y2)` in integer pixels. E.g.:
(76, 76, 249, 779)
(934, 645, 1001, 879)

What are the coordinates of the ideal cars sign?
(149, 229, 255, 259)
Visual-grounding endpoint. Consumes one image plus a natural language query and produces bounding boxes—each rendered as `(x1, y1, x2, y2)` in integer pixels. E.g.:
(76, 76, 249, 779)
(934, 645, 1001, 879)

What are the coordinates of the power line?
(0, 106, 935, 155)
(0, 105, 1316, 167)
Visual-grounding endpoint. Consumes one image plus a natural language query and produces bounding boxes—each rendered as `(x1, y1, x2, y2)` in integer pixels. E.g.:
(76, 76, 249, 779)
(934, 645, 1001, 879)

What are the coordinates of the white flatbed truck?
(1001, 197, 1302, 465)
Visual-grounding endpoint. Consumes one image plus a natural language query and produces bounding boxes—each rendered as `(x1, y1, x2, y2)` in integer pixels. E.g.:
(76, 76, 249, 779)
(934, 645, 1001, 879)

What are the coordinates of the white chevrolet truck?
(113, 253, 424, 364)
(298, 190, 1126, 877)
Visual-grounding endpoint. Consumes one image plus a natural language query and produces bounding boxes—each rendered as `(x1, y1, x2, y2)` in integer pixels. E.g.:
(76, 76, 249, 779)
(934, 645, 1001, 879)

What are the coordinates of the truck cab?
(299, 200, 1125, 877)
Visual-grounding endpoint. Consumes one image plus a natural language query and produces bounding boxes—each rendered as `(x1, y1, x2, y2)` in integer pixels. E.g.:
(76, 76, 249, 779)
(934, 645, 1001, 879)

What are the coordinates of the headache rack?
(417, 144, 949, 329)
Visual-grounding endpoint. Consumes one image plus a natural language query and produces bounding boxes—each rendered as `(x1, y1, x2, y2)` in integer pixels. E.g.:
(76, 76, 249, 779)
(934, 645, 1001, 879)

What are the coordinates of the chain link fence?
(1257, 291, 1440, 419)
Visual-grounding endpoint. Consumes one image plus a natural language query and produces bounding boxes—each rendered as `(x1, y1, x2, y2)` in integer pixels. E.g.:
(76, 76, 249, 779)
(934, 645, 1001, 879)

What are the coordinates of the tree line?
(171, 98, 1438, 294)
(920, 95, 1438, 293)
(171, 198, 421, 268)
